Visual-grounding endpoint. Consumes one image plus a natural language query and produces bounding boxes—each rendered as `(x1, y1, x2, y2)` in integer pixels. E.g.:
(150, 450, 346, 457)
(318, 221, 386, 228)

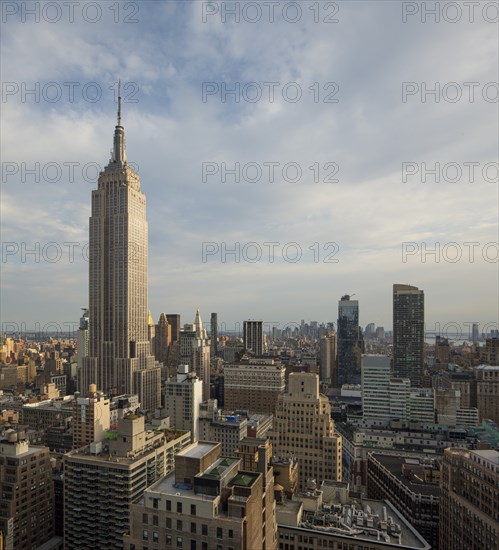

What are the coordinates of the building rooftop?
(178, 441, 218, 459)
(369, 454, 440, 497)
(278, 498, 430, 549)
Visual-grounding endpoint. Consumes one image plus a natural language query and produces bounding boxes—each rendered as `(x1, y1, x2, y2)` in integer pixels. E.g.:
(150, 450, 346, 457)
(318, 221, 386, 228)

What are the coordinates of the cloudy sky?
(1, 0, 498, 335)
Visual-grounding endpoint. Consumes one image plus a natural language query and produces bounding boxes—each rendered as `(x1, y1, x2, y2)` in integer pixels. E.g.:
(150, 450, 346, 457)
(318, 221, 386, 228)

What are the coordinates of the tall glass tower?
(337, 295, 362, 387)
(80, 94, 160, 411)
(393, 284, 424, 387)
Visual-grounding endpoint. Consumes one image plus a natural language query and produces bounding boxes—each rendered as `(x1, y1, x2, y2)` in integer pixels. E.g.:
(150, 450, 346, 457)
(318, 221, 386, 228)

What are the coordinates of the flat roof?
(370, 454, 439, 497)
(472, 449, 499, 465)
(178, 442, 218, 459)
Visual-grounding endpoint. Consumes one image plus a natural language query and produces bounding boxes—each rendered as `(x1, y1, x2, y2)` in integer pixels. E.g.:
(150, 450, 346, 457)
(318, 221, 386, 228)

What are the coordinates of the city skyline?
(1, 2, 497, 331)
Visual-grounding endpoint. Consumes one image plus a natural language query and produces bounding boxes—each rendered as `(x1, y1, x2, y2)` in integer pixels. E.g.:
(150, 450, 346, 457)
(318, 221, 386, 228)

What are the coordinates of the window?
(153, 499, 159, 510)
(166, 500, 172, 511)
(228, 530, 233, 539)
(166, 535, 172, 545)
(177, 520, 182, 531)
(143, 514, 148, 524)
(190, 523, 196, 534)
(202, 544, 208, 550)
(142, 530, 148, 541)
(216, 527, 222, 539)
(153, 516, 158, 526)
(202, 525, 208, 536)
(190, 504, 196, 516)
(176, 537, 183, 548)
(177, 502, 182, 513)
(166, 518, 172, 529)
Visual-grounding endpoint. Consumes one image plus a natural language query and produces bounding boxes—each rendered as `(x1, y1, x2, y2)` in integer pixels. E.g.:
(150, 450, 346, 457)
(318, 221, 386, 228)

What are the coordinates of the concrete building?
(179, 310, 211, 401)
(393, 284, 424, 387)
(123, 441, 278, 550)
(276, 480, 431, 550)
(362, 355, 435, 423)
(163, 365, 203, 442)
(480, 337, 499, 364)
(64, 414, 190, 550)
(474, 365, 499, 423)
(319, 330, 336, 386)
(198, 400, 247, 456)
(439, 448, 498, 550)
(269, 373, 342, 491)
(243, 320, 264, 356)
(0, 430, 55, 550)
(367, 453, 440, 549)
(72, 384, 110, 449)
(210, 312, 218, 358)
(154, 312, 170, 365)
(80, 92, 160, 411)
(224, 357, 286, 414)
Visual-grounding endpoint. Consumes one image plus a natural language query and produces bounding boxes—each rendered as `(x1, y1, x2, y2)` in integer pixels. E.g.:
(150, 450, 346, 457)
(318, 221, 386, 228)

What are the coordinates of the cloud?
(1, 1, 497, 331)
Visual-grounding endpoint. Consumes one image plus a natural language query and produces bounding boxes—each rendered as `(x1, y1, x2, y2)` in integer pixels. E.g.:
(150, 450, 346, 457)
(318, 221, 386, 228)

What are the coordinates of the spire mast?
(117, 79, 122, 127)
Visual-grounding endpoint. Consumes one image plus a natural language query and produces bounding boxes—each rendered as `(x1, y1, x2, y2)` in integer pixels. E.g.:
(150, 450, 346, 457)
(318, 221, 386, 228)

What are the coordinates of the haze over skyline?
(1, 1, 498, 331)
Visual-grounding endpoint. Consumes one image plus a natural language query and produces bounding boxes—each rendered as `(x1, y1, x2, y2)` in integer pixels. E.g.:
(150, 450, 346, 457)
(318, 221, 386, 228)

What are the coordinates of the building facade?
(269, 373, 342, 491)
(439, 448, 498, 550)
(0, 431, 55, 550)
(393, 284, 424, 387)
(224, 357, 286, 414)
(80, 94, 160, 411)
(243, 320, 263, 356)
(123, 441, 278, 550)
(337, 295, 362, 387)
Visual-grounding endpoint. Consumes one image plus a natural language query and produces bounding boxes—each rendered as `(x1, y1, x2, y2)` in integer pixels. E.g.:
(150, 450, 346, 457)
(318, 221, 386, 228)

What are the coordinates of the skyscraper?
(155, 312, 171, 365)
(80, 94, 160, 411)
(210, 312, 218, 358)
(243, 320, 263, 356)
(269, 373, 342, 492)
(337, 295, 362, 387)
(319, 330, 336, 385)
(393, 284, 425, 387)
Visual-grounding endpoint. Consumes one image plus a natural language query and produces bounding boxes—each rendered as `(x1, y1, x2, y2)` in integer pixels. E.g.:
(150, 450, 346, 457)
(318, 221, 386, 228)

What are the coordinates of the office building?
(0, 430, 55, 550)
(179, 309, 211, 401)
(166, 314, 181, 344)
(439, 448, 498, 550)
(319, 330, 336, 385)
(276, 480, 431, 550)
(210, 312, 218, 358)
(475, 365, 499, 423)
(393, 284, 424, 387)
(163, 365, 203, 442)
(337, 295, 362, 387)
(198, 400, 247, 456)
(224, 357, 286, 414)
(269, 373, 342, 491)
(243, 320, 264, 356)
(80, 93, 160, 411)
(362, 355, 435, 423)
(155, 313, 171, 365)
(123, 441, 278, 550)
(367, 453, 440, 550)
(72, 384, 110, 449)
(64, 414, 190, 550)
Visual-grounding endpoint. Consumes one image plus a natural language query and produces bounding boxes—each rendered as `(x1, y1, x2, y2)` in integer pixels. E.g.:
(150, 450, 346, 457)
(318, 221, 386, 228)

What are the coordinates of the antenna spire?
(117, 79, 122, 127)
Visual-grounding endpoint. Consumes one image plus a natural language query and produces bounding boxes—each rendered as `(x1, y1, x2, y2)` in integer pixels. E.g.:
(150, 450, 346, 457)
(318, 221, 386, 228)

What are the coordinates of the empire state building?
(80, 94, 160, 411)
